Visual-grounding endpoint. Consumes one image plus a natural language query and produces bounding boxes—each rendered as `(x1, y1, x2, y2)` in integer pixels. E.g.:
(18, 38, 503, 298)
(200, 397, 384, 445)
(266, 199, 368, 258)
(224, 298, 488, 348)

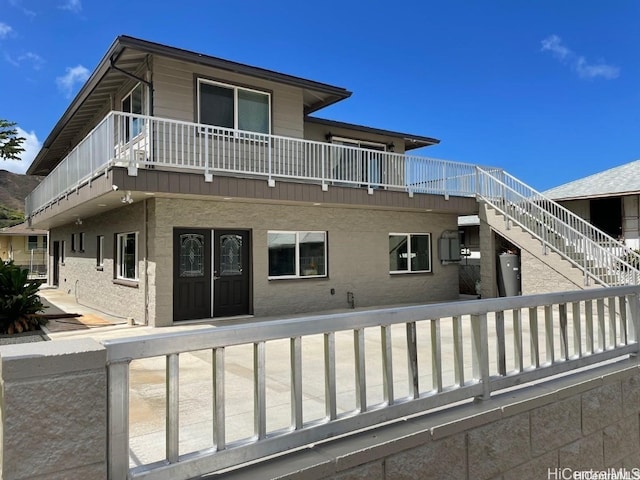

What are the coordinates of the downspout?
(144, 198, 149, 326)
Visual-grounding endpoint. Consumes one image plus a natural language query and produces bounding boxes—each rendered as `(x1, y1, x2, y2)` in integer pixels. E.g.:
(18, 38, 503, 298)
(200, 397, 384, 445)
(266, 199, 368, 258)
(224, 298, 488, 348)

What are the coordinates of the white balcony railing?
(25, 112, 482, 217)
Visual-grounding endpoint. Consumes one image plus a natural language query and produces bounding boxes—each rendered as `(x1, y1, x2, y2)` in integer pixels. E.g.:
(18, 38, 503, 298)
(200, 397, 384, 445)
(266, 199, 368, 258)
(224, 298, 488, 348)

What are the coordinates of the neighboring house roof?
(306, 117, 440, 151)
(0, 222, 47, 236)
(544, 159, 640, 201)
(28, 35, 353, 176)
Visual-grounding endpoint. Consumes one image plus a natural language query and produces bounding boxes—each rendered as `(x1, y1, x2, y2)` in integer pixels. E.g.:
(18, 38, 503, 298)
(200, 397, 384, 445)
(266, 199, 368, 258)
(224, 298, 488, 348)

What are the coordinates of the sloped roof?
(544, 159, 640, 201)
(28, 35, 353, 176)
(0, 222, 47, 236)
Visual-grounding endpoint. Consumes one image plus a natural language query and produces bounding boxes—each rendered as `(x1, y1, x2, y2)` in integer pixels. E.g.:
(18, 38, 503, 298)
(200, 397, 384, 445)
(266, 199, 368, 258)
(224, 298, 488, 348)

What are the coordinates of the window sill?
(389, 270, 433, 275)
(113, 278, 139, 288)
(268, 275, 328, 281)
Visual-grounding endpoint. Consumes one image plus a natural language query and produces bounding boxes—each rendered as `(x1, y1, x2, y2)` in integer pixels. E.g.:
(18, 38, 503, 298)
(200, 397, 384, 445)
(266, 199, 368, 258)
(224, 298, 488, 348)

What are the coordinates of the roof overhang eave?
(27, 38, 127, 175)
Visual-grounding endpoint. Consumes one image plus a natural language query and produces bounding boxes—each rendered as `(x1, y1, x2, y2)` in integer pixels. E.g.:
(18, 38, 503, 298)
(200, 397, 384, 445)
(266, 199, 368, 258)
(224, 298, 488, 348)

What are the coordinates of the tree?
(0, 119, 26, 161)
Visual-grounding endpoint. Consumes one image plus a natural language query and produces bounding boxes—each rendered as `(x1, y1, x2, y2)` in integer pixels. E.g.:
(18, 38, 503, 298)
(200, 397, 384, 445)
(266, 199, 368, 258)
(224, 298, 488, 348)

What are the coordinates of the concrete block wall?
(0, 339, 107, 479)
(152, 197, 461, 326)
(225, 360, 640, 480)
(479, 203, 587, 298)
(49, 201, 147, 324)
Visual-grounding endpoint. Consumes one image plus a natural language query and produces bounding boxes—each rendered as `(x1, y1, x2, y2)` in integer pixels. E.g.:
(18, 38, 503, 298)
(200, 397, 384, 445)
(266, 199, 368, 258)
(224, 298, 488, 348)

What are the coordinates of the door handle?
(213, 276, 221, 281)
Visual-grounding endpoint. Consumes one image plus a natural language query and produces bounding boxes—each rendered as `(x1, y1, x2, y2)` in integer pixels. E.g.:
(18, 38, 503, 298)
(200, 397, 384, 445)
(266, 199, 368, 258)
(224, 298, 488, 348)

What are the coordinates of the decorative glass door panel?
(179, 234, 205, 277)
(219, 234, 242, 276)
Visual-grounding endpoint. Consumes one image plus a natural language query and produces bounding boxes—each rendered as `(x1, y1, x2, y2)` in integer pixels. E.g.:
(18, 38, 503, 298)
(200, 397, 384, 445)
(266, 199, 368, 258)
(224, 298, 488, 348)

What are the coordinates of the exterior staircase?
(475, 168, 640, 288)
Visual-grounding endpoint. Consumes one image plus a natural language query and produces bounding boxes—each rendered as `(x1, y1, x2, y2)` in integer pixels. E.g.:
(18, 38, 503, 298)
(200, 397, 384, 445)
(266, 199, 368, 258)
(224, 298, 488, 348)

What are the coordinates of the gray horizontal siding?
(152, 56, 304, 138)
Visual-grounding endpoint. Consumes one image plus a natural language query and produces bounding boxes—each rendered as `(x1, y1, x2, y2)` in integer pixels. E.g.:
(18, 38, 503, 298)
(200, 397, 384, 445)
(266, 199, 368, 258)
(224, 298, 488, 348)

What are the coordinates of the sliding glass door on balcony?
(330, 138, 385, 187)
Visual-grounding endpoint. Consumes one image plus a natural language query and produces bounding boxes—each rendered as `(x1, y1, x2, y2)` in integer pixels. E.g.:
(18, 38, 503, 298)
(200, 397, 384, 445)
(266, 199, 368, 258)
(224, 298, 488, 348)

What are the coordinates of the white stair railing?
(476, 167, 640, 286)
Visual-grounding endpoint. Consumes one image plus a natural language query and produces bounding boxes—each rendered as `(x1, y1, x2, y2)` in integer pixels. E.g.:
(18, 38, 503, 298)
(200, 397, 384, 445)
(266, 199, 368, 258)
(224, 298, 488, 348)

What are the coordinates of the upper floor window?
(197, 79, 270, 134)
(122, 83, 145, 140)
(389, 233, 431, 273)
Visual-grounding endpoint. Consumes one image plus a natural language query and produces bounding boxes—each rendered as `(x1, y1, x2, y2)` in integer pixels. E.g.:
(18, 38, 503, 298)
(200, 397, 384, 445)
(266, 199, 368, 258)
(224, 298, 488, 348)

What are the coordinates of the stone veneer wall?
(0, 339, 107, 479)
(150, 198, 461, 326)
(224, 360, 640, 480)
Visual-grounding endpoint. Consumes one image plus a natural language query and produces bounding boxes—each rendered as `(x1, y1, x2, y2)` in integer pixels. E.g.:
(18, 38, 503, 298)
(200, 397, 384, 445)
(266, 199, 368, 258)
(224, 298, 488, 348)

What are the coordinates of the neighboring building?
(25, 36, 483, 327)
(544, 159, 640, 249)
(0, 223, 48, 278)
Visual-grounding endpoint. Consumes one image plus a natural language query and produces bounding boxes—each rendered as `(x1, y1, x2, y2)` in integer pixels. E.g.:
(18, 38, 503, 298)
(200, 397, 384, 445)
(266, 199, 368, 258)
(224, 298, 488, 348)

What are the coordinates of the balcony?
(25, 112, 484, 219)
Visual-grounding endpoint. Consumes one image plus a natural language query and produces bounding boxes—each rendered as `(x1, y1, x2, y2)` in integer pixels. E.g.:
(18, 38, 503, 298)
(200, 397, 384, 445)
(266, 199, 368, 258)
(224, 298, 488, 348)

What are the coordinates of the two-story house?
(25, 35, 489, 327)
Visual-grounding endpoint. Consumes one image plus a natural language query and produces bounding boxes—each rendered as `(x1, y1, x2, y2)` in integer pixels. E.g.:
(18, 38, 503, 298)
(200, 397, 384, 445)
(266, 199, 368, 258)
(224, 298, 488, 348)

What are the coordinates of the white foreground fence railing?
(105, 286, 640, 480)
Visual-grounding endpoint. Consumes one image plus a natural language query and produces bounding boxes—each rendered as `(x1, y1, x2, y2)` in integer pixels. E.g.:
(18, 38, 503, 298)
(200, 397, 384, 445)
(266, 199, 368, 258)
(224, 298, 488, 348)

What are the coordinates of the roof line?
(306, 116, 440, 149)
(28, 35, 352, 175)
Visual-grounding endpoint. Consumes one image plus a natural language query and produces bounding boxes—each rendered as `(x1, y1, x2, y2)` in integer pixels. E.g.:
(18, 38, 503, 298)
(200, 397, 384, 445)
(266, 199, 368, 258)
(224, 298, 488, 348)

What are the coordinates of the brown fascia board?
(28, 35, 352, 175)
(306, 116, 440, 150)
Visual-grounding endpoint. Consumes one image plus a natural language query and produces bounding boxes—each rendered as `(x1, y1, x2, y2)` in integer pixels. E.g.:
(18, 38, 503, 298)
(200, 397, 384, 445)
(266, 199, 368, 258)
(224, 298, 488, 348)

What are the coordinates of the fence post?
(0, 339, 107, 479)
(627, 290, 640, 356)
(471, 313, 491, 400)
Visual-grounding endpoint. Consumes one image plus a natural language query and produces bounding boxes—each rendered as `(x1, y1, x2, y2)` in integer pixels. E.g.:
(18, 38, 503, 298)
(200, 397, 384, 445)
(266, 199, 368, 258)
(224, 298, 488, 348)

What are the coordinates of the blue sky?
(1, 0, 638, 191)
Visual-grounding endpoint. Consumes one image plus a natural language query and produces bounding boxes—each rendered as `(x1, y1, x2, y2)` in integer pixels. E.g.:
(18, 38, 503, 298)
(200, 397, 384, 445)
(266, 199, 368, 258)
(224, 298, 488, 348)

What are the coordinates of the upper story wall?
(151, 56, 305, 139)
(304, 121, 407, 155)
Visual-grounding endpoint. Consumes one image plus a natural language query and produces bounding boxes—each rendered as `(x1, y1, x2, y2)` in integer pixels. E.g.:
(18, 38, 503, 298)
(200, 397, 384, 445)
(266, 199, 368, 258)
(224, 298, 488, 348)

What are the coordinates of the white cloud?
(20, 52, 44, 70)
(9, 1, 36, 17)
(575, 57, 620, 80)
(0, 22, 13, 39)
(1, 128, 41, 175)
(59, 0, 82, 13)
(5, 51, 45, 69)
(56, 64, 89, 98)
(540, 35, 570, 60)
(541, 34, 620, 80)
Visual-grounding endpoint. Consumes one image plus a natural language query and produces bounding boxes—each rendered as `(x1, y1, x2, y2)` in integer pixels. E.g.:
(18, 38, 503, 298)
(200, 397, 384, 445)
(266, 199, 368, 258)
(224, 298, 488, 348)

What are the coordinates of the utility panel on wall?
(439, 230, 461, 264)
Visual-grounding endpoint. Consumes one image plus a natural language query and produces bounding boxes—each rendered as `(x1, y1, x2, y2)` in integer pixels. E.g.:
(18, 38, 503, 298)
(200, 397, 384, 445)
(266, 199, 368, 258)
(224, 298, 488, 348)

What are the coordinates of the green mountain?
(0, 170, 43, 228)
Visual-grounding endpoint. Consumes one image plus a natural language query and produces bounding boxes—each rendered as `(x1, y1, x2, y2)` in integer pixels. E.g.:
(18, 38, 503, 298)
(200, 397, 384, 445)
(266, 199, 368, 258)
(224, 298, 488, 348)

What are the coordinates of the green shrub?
(0, 261, 47, 334)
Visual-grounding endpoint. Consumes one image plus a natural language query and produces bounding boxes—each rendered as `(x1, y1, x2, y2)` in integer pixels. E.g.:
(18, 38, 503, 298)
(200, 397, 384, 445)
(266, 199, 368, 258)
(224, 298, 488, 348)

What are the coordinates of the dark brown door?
(173, 229, 212, 321)
(52, 241, 60, 286)
(213, 230, 251, 317)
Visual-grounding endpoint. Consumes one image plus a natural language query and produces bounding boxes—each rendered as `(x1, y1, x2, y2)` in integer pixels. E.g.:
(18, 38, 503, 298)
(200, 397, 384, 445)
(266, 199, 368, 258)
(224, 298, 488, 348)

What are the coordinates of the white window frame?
(97, 235, 104, 269)
(330, 136, 387, 151)
(71, 232, 85, 253)
(197, 78, 271, 134)
(268, 230, 327, 280)
(389, 233, 432, 274)
(121, 82, 146, 142)
(116, 232, 139, 281)
(27, 235, 38, 251)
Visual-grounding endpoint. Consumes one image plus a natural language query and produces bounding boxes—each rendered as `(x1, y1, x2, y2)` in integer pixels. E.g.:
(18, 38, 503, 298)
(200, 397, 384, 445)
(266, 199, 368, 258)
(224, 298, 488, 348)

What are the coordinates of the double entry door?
(173, 228, 250, 321)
